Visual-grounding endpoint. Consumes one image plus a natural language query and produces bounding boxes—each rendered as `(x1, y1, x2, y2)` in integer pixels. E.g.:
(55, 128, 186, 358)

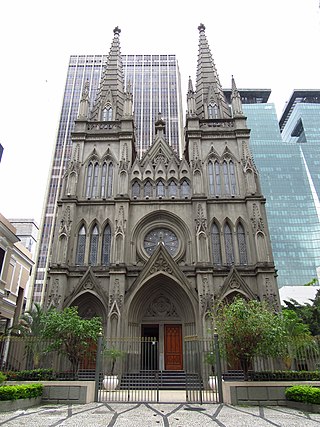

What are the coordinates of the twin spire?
(78, 24, 243, 123)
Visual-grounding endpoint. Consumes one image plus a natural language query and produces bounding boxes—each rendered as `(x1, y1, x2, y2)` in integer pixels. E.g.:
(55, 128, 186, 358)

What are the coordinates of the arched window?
(181, 180, 190, 197)
(223, 161, 230, 194)
(86, 163, 93, 198)
(224, 223, 234, 265)
(102, 224, 111, 266)
(101, 162, 113, 198)
(215, 161, 221, 195)
(89, 226, 99, 265)
(92, 163, 99, 198)
(144, 181, 152, 198)
(168, 180, 177, 197)
(102, 106, 113, 121)
(229, 161, 237, 195)
(208, 103, 219, 119)
(132, 181, 140, 198)
(237, 223, 248, 265)
(107, 163, 113, 198)
(208, 161, 214, 194)
(211, 223, 222, 265)
(76, 226, 86, 265)
(156, 181, 165, 197)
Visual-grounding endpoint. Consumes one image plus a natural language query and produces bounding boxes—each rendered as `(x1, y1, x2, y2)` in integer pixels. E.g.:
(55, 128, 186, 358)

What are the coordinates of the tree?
(281, 309, 317, 369)
(214, 298, 286, 380)
(10, 303, 48, 368)
(283, 290, 320, 336)
(42, 306, 102, 377)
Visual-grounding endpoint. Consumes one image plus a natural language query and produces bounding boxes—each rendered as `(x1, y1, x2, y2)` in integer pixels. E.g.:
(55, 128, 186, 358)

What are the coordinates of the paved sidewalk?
(0, 402, 320, 426)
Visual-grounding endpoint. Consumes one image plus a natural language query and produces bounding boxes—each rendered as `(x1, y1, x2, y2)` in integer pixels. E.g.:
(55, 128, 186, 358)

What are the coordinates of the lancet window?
(208, 103, 219, 119)
(132, 181, 140, 198)
(181, 180, 190, 197)
(224, 223, 234, 265)
(211, 223, 222, 265)
(102, 224, 111, 266)
(102, 106, 113, 121)
(237, 223, 248, 265)
(156, 181, 165, 197)
(76, 226, 86, 265)
(168, 180, 177, 197)
(89, 226, 99, 265)
(144, 181, 152, 198)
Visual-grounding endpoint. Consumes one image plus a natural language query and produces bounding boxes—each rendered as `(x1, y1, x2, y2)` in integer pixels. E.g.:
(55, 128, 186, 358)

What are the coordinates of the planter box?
(0, 396, 41, 412)
(286, 400, 320, 413)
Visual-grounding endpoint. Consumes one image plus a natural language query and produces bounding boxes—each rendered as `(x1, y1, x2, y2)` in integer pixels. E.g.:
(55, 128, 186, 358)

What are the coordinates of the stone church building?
(45, 24, 280, 371)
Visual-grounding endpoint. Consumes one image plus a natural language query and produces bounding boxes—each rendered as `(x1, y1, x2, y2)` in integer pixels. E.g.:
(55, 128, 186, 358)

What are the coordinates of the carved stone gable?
(149, 253, 173, 274)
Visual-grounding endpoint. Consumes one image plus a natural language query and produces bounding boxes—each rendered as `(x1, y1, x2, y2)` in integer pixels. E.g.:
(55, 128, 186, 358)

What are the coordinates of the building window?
(181, 180, 190, 197)
(208, 161, 214, 194)
(86, 163, 93, 198)
(229, 161, 236, 195)
(237, 223, 247, 265)
(208, 103, 219, 119)
(102, 224, 111, 266)
(89, 225, 99, 265)
(100, 162, 113, 198)
(92, 163, 99, 198)
(215, 161, 221, 195)
(76, 226, 86, 265)
(156, 181, 165, 197)
(102, 106, 113, 121)
(144, 181, 152, 198)
(211, 223, 222, 265)
(168, 180, 177, 197)
(132, 181, 140, 198)
(224, 223, 234, 265)
(0, 247, 5, 277)
(223, 161, 230, 194)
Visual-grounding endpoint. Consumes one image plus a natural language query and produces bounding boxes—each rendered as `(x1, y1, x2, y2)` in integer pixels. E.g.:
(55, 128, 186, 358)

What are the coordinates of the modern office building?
(30, 52, 183, 304)
(8, 219, 39, 259)
(236, 90, 320, 287)
(42, 24, 279, 353)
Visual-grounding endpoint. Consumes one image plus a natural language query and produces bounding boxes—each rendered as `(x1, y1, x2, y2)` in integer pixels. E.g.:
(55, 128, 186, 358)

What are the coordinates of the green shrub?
(0, 372, 6, 384)
(0, 384, 43, 401)
(285, 385, 320, 404)
(4, 368, 54, 381)
(249, 370, 320, 381)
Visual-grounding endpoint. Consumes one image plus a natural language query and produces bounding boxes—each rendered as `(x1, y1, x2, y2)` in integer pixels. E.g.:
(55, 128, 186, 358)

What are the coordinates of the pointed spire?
(231, 75, 243, 117)
(187, 76, 196, 117)
(90, 26, 125, 121)
(195, 23, 231, 119)
(77, 80, 90, 119)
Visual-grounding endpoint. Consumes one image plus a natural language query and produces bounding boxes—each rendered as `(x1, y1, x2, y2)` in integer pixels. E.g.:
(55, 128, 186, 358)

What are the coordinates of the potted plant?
(103, 347, 125, 390)
(205, 351, 217, 390)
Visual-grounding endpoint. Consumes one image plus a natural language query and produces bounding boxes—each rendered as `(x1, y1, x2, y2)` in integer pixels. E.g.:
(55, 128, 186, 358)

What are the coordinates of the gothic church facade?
(45, 25, 279, 370)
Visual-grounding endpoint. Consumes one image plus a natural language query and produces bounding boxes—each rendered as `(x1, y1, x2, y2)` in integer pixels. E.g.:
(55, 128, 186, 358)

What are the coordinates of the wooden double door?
(142, 324, 183, 371)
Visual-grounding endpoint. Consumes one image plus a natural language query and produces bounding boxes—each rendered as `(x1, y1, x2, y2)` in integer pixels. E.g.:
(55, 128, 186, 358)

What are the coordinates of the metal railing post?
(214, 330, 223, 403)
(94, 332, 103, 402)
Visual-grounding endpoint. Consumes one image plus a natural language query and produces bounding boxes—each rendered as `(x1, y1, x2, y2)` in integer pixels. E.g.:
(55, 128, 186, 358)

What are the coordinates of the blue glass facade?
(243, 93, 320, 287)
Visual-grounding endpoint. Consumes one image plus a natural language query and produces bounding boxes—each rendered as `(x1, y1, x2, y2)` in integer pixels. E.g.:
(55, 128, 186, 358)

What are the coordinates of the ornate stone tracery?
(145, 294, 179, 318)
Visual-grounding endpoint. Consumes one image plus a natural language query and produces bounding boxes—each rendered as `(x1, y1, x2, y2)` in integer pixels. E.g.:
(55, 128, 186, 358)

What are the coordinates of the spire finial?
(198, 23, 206, 32)
(113, 26, 121, 35)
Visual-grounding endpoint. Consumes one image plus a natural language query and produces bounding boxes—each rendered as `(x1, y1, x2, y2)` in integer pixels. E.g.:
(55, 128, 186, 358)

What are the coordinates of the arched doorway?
(126, 273, 197, 371)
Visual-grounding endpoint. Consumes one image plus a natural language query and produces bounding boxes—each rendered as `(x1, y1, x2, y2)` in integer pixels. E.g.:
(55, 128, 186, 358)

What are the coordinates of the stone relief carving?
(199, 275, 214, 314)
(145, 294, 179, 318)
(108, 278, 123, 311)
(262, 277, 280, 311)
(115, 206, 126, 235)
(59, 206, 72, 236)
(47, 278, 62, 308)
(195, 204, 207, 233)
(149, 254, 173, 275)
(251, 203, 264, 231)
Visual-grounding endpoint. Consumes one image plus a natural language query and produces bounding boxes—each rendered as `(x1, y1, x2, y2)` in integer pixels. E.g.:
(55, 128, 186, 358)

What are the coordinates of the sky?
(0, 0, 319, 224)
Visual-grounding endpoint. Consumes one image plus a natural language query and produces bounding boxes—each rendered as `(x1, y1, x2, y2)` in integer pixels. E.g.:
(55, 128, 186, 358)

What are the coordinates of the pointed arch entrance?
(126, 273, 197, 371)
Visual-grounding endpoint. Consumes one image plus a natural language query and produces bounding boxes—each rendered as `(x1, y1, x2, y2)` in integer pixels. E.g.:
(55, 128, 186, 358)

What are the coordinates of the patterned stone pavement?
(0, 402, 320, 426)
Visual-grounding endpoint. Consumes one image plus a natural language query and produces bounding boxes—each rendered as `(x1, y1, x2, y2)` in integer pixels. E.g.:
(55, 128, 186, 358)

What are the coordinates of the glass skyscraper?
(31, 54, 183, 304)
(239, 90, 320, 287)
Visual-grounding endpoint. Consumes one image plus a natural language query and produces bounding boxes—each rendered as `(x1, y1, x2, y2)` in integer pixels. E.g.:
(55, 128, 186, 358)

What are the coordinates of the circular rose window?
(143, 228, 179, 256)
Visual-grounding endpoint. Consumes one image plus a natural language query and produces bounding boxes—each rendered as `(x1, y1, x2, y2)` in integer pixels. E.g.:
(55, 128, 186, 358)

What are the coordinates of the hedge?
(248, 370, 320, 381)
(0, 384, 43, 401)
(285, 385, 320, 405)
(4, 368, 55, 381)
